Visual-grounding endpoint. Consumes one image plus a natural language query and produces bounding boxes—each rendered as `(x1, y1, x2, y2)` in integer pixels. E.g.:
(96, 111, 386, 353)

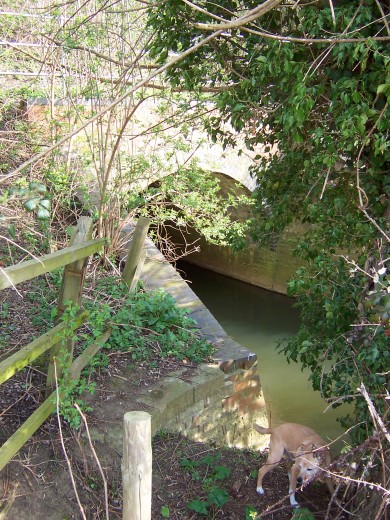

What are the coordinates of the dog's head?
(295, 443, 328, 483)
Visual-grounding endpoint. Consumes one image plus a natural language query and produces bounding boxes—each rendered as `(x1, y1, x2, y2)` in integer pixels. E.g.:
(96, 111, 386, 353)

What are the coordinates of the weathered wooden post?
(122, 411, 152, 520)
(46, 217, 94, 394)
(121, 217, 150, 291)
(55, 216, 94, 318)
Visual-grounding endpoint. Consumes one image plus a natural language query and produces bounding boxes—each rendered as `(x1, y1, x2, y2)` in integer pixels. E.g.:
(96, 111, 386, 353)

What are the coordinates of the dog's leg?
(256, 459, 279, 495)
(288, 464, 301, 508)
(256, 448, 284, 495)
(285, 459, 294, 488)
(323, 451, 337, 499)
(324, 463, 341, 506)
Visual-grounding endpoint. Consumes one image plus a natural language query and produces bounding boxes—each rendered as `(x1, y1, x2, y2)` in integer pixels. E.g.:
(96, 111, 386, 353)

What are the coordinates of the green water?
(178, 262, 349, 453)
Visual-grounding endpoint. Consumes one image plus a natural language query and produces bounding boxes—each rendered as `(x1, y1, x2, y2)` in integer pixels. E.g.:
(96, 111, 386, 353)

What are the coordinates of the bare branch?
(54, 360, 87, 520)
(374, 0, 390, 36)
(356, 102, 390, 243)
(358, 383, 390, 444)
(194, 0, 284, 31)
(74, 403, 110, 520)
(0, 29, 224, 184)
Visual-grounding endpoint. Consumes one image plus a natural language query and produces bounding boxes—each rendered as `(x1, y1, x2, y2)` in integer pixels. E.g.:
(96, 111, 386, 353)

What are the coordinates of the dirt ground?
(1, 384, 340, 520)
(0, 355, 341, 520)
(0, 271, 341, 520)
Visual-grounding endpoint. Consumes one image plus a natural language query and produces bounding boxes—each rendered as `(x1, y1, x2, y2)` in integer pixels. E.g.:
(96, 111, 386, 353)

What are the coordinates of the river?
(178, 261, 349, 453)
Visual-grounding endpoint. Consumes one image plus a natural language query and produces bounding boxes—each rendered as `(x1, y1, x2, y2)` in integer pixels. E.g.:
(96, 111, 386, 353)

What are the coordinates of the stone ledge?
(139, 235, 257, 371)
(105, 229, 269, 449)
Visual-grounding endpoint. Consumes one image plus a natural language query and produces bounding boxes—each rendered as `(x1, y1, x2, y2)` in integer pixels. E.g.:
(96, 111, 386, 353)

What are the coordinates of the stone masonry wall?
(124, 226, 269, 450)
(137, 362, 268, 450)
(171, 221, 305, 295)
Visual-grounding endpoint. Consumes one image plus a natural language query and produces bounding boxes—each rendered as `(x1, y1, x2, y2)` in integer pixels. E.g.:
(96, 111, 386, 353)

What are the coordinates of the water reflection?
(178, 261, 349, 452)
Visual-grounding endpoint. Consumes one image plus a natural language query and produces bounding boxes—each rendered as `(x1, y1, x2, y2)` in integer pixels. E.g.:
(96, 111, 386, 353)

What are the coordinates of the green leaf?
(199, 454, 216, 465)
(39, 199, 51, 210)
(7, 224, 16, 239)
(246, 505, 259, 520)
(187, 499, 208, 515)
(37, 207, 51, 220)
(161, 505, 170, 518)
(377, 83, 389, 94)
(233, 102, 245, 112)
(29, 181, 47, 194)
(23, 198, 40, 211)
(207, 487, 229, 507)
(213, 465, 231, 480)
(292, 507, 315, 520)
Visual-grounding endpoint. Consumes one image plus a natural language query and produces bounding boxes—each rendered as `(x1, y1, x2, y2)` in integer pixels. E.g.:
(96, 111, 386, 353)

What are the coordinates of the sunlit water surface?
(178, 262, 349, 453)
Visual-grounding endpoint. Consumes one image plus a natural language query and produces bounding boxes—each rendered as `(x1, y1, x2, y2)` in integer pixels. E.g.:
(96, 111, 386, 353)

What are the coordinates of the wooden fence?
(0, 216, 152, 519)
(0, 216, 106, 471)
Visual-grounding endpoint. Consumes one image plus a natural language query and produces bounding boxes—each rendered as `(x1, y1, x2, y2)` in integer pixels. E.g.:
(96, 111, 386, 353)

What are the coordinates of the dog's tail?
(253, 424, 272, 435)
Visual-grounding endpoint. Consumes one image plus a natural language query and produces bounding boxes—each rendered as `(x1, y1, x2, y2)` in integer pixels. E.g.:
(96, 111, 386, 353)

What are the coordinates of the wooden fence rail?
(0, 329, 111, 472)
(121, 217, 150, 290)
(0, 216, 152, 518)
(0, 309, 89, 386)
(0, 217, 105, 471)
(0, 238, 104, 290)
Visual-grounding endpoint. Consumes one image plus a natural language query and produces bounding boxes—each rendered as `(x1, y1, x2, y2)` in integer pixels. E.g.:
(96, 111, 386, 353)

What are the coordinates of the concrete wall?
(126, 227, 269, 449)
(164, 173, 305, 295)
(24, 98, 260, 192)
(171, 221, 305, 295)
(137, 363, 268, 450)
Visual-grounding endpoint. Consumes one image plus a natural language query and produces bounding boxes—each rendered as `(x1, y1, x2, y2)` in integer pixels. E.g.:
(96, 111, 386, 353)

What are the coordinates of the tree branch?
(194, 0, 283, 31)
(0, 29, 224, 184)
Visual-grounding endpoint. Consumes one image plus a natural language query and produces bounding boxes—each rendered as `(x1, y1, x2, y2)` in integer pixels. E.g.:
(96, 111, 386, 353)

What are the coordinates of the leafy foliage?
(146, 0, 390, 440)
(8, 181, 51, 220)
(130, 164, 253, 251)
(1, 0, 252, 265)
(180, 454, 231, 515)
(292, 508, 315, 520)
(51, 276, 213, 429)
(87, 278, 214, 364)
(53, 302, 96, 430)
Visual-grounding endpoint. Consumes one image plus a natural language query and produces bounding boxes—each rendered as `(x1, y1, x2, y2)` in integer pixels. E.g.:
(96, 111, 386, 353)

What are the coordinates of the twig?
(0, 235, 45, 265)
(54, 359, 87, 520)
(74, 403, 110, 520)
(0, 482, 18, 520)
(321, 455, 390, 497)
(357, 383, 390, 444)
(195, 0, 283, 31)
(355, 102, 389, 243)
(320, 167, 331, 199)
(328, 0, 336, 27)
(374, 0, 390, 36)
(1, 30, 224, 184)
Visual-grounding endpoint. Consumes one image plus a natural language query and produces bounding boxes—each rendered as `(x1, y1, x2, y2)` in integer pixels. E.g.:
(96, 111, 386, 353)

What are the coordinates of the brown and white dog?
(254, 423, 335, 507)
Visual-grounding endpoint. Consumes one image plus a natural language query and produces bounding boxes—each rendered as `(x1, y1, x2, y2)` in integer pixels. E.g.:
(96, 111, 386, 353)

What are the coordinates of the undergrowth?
(56, 275, 214, 427)
(86, 276, 214, 364)
(180, 453, 231, 517)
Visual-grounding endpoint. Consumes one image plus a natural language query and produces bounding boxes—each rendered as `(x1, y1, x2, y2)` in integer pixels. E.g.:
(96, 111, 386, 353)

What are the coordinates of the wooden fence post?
(121, 217, 150, 291)
(46, 217, 94, 394)
(122, 411, 152, 520)
(56, 216, 94, 319)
